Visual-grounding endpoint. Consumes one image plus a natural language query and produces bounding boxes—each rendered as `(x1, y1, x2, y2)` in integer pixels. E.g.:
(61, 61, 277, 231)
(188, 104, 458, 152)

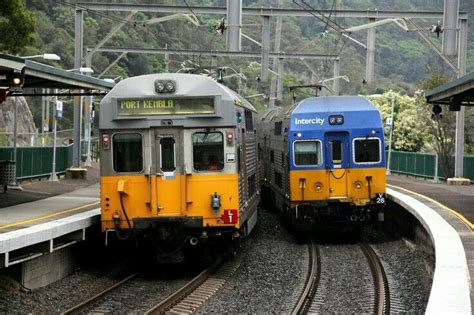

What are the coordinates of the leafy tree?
(416, 72, 454, 179)
(369, 91, 428, 152)
(0, 0, 36, 53)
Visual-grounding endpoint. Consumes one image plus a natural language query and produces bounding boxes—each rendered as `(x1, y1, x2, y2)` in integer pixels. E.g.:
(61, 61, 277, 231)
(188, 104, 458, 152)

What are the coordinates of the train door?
(155, 129, 183, 216)
(325, 132, 349, 199)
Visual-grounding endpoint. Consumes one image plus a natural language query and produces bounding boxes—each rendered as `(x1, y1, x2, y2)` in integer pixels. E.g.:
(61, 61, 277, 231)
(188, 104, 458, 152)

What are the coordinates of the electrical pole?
(269, 0, 283, 108)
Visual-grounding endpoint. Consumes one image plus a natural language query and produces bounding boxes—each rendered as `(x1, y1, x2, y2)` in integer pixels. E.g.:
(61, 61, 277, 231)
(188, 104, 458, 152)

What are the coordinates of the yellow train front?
(258, 96, 386, 231)
(99, 73, 259, 262)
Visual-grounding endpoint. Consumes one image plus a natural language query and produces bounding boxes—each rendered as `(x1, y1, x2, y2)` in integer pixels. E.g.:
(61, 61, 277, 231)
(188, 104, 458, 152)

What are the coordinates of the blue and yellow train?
(258, 96, 386, 231)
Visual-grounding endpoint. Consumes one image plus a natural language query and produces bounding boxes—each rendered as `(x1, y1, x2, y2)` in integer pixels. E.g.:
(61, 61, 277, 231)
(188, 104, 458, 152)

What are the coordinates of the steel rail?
(291, 240, 321, 315)
(60, 273, 137, 315)
(144, 259, 222, 315)
(360, 243, 390, 315)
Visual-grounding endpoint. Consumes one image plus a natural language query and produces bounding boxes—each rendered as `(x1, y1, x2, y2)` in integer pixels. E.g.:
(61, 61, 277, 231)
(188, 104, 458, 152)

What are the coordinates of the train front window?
(193, 132, 224, 171)
(160, 137, 176, 172)
(294, 140, 322, 166)
(354, 138, 381, 163)
(113, 133, 143, 172)
(331, 140, 342, 164)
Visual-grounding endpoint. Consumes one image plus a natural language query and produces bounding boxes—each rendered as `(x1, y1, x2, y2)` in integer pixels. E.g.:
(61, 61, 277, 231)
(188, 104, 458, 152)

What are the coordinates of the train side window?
(353, 138, 381, 163)
(160, 137, 176, 172)
(293, 140, 322, 166)
(113, 133, 143, 172)
(192, 132, 224, 171)
(274, 121, 282, 135)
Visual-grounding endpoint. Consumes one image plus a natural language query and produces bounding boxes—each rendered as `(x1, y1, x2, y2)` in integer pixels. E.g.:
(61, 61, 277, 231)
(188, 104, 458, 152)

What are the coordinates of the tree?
(416, 72, 454, 179)
(0, 0, 36, 54)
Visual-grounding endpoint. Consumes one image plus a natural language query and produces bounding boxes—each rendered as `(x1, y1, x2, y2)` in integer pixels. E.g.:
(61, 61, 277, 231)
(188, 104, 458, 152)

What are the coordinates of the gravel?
(198, 208, 308, 314)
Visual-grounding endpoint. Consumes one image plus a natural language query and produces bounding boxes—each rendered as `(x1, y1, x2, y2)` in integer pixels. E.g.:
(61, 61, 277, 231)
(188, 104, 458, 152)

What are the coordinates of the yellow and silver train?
(258, 96, 386, 231)
(99, 73, 259, 262)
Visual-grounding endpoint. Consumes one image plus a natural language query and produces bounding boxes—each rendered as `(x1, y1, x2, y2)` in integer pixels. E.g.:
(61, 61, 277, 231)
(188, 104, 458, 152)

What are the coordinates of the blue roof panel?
(289, 96, 382, 131)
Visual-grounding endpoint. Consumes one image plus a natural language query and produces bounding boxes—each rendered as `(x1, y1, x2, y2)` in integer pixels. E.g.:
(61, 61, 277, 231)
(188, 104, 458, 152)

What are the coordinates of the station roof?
(425, 72, 474, 106)
(0, 53, 114, 94)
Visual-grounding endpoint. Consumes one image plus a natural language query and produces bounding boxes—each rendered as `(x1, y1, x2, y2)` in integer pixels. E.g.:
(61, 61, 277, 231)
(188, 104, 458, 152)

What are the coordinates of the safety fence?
(0, 145, 73, 180)
(389, 150, 474, 182)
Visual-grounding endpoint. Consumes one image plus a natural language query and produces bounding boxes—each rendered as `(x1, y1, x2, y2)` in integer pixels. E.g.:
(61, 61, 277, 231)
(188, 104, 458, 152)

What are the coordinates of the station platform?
(387, 174, 473, 313)
(0, 164, 100, 283)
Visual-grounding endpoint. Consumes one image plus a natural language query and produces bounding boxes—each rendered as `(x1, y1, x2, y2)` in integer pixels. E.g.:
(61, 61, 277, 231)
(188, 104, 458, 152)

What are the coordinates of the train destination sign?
(117, 98, 215, 116)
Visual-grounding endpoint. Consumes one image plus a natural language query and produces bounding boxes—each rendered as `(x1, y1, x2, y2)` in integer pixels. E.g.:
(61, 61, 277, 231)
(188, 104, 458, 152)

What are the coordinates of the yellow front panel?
(290, 170, 329, 201)
(156, 175, 183, 216)
(101, 175, 150, 230)
(186, 173, 240, 226)
(101, 173, 241, 231)
(290, 168, 386, 205)
(328, 169, 348, 198)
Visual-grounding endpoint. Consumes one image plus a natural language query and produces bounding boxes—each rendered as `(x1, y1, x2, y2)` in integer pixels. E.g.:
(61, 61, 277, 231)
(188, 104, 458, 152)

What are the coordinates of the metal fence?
(0, 145, 73, 180)
(389, 150, 474, 182)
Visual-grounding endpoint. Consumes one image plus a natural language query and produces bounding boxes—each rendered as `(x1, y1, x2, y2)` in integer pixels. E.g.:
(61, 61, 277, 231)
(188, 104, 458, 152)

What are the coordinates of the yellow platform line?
(387, 184, 474, 231)
(0, 201, 100, 231)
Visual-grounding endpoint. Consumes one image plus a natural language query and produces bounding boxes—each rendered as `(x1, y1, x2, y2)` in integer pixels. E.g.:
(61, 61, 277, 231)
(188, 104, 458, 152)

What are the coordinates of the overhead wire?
(58, 0, 215, 70)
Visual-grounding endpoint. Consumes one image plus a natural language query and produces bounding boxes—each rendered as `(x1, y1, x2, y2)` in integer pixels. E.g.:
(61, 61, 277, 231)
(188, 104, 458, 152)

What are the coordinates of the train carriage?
(258, 96, 386, 231)
(99, 73, 259, 262)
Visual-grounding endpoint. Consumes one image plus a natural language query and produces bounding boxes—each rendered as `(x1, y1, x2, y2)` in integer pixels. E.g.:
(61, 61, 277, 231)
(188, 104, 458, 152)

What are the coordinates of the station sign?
(55, 100, 63, 119)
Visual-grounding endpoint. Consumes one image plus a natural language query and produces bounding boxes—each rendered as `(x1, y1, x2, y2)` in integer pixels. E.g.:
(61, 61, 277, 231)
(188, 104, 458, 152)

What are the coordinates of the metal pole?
(434, 153, 439, 183)
(365, 18, 376, 89)
(269, 0, 283, 108)
(13, 97, 18, 185)
(226, 0, 242, 51)
(41, 89, 45, 146)
(261, 15, 270, 81)
(73, 7, 83, 168)
(84, 55, 93, 167)
(333, 59, 341, 95)
(51, 90, 58, 182)
(386, 96, 395, 175)
(454, 18, 467, 178)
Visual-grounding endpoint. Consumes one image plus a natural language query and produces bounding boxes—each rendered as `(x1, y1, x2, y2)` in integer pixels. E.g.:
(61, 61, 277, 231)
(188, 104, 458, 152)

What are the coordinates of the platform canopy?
(0, 53, 114, 95)
(425, 71, 474, 107)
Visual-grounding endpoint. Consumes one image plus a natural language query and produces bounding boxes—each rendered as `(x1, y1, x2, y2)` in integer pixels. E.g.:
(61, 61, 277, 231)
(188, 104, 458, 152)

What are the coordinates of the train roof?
(293, 96, 378, 114)
(102, 73, 256, 112)
(289, 96, 383, 131)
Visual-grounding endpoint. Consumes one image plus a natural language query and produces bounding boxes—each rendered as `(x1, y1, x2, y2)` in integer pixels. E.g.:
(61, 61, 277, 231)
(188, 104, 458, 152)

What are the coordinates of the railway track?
(291, 241, 390, 314)
(61, 273, 138, 315)
(146, 256, 242, 314)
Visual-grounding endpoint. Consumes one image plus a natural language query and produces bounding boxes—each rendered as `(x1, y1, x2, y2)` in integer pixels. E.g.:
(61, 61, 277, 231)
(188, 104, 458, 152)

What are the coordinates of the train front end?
(288, 96, 386, 230)
(99, 74, 259, 262)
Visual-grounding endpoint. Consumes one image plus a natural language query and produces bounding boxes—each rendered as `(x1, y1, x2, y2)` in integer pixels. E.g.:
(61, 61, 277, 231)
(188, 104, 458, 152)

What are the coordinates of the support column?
(453, 18, 467, 178)
(365, 18, 376, 89)
(333, 58, 340, 95)
(226, 0, 242, 51)
(260, 15, 270, 82)
(277, 58, 284, 101)
(73, 8, 83, 168)
(84, 54, 93, 167)
(269, 0, 283, 108)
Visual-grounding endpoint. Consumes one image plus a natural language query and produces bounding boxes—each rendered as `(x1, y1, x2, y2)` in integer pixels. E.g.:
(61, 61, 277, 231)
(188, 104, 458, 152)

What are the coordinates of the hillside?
(19, 0, 474, 123)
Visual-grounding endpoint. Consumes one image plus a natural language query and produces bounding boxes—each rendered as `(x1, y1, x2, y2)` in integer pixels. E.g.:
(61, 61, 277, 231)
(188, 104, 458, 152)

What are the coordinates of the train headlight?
(314, 182, 323, 192)
(165, 80, 175, 93)
(354, 181, 362, 189)
(155, 81, 165, 93)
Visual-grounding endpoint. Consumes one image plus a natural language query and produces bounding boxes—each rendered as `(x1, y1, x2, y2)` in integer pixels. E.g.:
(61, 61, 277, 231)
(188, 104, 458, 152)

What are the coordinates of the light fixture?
(22, 53, 61, 61)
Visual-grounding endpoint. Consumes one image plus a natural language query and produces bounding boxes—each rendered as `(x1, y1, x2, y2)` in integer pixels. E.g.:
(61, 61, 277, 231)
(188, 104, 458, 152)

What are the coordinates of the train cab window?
(354, 138, 381, 163)
(331, 140, 342, 164)
(294, 140, 322, 166)
(113, 133, 143, 172)
(160, 137, 176, 172)
(193, 132, 224, 171)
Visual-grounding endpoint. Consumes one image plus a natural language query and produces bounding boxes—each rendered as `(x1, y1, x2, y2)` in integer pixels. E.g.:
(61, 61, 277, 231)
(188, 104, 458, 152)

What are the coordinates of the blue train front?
(258, 96, 386, 230)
